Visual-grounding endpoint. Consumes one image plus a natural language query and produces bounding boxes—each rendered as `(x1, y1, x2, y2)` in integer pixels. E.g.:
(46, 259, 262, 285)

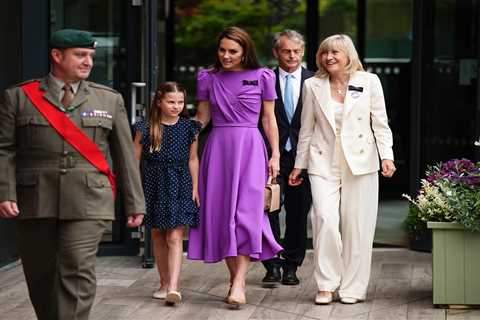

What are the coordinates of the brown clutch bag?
(264, 176, 281, 213)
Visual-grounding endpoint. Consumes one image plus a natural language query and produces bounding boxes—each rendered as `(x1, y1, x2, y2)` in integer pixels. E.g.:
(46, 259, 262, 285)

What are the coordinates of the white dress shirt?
(279, 66, 302, 111)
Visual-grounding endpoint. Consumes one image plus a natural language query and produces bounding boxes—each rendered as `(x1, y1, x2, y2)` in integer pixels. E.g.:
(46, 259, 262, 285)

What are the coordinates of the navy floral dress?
(135, 117, 201, 230)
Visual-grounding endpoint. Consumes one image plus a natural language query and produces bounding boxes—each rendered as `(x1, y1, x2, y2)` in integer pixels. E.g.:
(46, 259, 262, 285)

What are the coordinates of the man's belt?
(20, 81, 116, 197)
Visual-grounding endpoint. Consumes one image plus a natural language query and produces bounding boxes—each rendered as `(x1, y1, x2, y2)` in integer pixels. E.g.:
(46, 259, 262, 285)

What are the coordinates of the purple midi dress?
(187, 67, 283, 263)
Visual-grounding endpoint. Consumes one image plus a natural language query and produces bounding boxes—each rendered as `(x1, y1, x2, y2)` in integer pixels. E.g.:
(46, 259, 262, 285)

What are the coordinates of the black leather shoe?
(281, 267, 300, 285)
(262, 266, 281, 283)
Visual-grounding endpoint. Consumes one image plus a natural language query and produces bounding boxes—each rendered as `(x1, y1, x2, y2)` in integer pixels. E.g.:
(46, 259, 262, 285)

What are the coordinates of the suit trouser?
(309, 139, 378, 300)
(263, 150, 312, 270)
(263, 209, 283, 269)
(17, 219, 107, 320)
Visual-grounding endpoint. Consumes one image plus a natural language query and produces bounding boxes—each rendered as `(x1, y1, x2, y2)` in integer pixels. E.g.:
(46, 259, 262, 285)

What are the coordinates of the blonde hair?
(148, 82, 188, 152)
(315, 34, 363, 78)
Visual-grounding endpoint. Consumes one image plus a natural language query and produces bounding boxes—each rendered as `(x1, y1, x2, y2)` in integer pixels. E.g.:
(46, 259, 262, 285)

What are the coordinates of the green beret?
(50, 29, 97, 49)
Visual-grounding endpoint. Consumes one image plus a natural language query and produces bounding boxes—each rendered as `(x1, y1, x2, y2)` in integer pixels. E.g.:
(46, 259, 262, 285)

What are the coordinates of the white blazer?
(295, 71, 394, 176)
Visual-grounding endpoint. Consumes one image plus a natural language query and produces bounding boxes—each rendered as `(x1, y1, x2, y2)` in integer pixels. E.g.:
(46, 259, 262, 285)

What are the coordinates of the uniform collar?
(48, 73, 81, 94)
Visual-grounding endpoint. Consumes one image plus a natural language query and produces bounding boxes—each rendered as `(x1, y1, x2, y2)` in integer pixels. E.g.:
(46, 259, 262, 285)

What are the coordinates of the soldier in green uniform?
(0, 29, 146, 320)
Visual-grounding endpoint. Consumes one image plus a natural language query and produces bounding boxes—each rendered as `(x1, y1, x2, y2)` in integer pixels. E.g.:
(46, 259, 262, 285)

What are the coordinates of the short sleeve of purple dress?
(187, 68, 283, 263)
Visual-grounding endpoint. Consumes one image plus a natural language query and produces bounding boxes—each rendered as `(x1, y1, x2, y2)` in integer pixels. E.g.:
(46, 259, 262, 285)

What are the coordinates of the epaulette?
(87, 81, 120, 94)
(9, 79, 40, 89)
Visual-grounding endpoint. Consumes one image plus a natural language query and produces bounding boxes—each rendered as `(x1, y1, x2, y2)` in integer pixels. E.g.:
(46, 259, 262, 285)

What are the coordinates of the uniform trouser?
(16, 219, 107, 320)
(309, 139, 378, 300)
(263, 150, 312, 270)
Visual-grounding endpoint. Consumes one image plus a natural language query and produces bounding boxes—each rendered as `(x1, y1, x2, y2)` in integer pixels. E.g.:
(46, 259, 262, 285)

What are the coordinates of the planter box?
(428, 222, 480, 305)
(408, 230, 432, 252)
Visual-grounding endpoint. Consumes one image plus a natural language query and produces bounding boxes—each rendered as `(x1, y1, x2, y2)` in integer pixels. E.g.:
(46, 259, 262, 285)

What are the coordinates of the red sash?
(21, 81, 116, 198)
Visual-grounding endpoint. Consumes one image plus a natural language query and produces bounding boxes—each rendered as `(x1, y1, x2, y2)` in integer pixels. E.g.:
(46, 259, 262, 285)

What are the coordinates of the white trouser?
(309, 139, 378, 300)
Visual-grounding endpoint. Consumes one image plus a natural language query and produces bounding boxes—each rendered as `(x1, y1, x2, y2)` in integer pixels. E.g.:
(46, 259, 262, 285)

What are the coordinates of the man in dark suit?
(262, 30, 314, 285)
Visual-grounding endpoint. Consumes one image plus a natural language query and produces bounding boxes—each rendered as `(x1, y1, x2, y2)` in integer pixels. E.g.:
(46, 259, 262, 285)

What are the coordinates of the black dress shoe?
(281, 267, 300, 285)
(262, 266, 281, 283)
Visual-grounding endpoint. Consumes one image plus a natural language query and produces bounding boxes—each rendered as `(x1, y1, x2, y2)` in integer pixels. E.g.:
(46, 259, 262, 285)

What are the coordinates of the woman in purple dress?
(188, 26, 283, 306)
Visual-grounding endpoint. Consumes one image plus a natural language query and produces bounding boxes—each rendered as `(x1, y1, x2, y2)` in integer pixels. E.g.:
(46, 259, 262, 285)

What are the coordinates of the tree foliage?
(175, 0, 306, 67)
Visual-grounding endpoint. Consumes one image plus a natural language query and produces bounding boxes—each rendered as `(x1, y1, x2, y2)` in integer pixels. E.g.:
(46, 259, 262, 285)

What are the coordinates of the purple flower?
(426, 159, 480, 188)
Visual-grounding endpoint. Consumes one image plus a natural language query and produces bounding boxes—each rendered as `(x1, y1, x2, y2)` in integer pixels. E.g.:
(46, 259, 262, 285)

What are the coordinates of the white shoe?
(340, 297, 359, 304)
(314, 292, 333, 305)
(152, 289, 167, 299)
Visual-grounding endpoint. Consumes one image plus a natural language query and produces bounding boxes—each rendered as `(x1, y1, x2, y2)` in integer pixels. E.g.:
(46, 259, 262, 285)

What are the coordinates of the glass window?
(365, 0, 412, 59)
(422, 0, 479, 165)
(0, 1, 21, 90)
(363, 0, 413, 199)
(50, 0, 127, 89)
(433, 0, 455, 59)
(174, 0, 307, 105)
(49, 0, 130, 244)
(318, 0, 357, 43)
(363, 0, 413, 247)
(0, 0, 21, 266)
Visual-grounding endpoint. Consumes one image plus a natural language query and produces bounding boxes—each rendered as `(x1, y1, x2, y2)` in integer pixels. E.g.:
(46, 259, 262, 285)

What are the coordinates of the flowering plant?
(403, 159, 480, 235)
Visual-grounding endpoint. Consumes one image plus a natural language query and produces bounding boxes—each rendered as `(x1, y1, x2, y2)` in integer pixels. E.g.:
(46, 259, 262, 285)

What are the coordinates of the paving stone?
(1, 248, 479, 319)
(97, 279, 137, 287)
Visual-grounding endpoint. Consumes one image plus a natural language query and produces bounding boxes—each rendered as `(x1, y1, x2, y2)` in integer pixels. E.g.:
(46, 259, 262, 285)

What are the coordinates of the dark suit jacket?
(274, 67, 315, 156)
(259, 67, 315, 182)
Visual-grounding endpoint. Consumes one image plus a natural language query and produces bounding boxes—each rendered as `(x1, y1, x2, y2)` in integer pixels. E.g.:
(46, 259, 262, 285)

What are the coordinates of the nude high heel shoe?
(226, 294, 246, 308)
(226, 287, 246, 308)
(224, 285, 232, 303)
(165, 291, 182, 305)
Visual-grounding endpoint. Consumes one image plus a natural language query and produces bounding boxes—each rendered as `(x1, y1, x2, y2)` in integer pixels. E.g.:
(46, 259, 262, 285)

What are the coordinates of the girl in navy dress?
(134, 82, 201, 305)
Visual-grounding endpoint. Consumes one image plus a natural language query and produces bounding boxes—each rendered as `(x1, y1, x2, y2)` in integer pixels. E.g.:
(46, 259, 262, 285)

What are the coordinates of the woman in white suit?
(289, 34, 396, 305)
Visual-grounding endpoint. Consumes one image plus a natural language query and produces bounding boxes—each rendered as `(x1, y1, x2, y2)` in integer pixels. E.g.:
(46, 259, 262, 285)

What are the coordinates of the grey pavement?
(2, 248, 480, 319)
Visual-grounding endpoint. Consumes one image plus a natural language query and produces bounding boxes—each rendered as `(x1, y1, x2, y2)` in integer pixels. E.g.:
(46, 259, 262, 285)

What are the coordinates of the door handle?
(130, 82, 146, 125)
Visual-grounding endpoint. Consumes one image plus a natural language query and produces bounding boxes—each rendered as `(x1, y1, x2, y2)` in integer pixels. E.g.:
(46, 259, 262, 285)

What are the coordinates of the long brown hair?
(148, 82, 188, 152)
(213, 26, 261, 71)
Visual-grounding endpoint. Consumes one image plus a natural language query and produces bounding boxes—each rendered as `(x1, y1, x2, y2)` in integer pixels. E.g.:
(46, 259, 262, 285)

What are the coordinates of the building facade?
(0, 0, 479, 266)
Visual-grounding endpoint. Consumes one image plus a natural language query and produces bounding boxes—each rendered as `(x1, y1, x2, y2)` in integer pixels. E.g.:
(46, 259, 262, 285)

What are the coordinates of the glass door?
(0, 0, 22, 266)
(362, 0, 413, 247)
(364, 0, 413, 198)
(422, 0, 479, 166)
(50, 0, 143, 255)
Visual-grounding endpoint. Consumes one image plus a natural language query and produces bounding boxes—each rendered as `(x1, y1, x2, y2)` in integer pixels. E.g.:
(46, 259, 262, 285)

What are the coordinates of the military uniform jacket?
(0, 76, 146, 220)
